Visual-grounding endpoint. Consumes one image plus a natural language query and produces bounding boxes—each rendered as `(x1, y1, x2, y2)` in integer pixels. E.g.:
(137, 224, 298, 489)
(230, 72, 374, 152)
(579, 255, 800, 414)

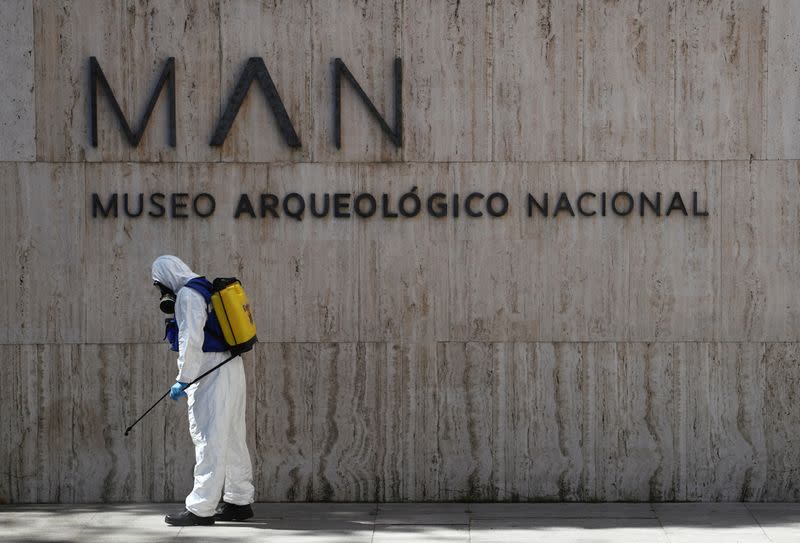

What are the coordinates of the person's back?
(151, 255, 255, 526)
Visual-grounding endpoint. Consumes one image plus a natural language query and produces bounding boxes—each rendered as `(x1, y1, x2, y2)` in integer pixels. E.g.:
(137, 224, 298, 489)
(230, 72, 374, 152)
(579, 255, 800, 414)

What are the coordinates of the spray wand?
(124, 353, 237, 436)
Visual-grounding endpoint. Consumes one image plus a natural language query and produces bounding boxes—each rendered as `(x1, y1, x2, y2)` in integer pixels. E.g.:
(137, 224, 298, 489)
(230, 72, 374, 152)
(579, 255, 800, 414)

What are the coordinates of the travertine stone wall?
(1, 0, 799, 503)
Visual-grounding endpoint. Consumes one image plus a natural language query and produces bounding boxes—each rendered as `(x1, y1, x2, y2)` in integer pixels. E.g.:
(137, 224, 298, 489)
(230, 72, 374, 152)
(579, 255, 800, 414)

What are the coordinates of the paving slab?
(653, 503, 771, 543)
(78, 504, 182, 543)
(468, 503, 656, 519)
(0, 506, 99, 543)
(180, 519, 375, 543)
(373, 524, 469, 542)
(375, 503, 469, 525)
(249, 503, 377, 521)
(470, 518, 669, 543)
(183, 518, 374, 543)
(745, 503, 800, 543)
(652, 503, 759, 526)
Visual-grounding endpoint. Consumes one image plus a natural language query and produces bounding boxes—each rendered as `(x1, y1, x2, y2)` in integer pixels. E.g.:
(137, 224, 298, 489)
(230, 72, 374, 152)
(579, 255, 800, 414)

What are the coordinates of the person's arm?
(175, 288, 207, 383)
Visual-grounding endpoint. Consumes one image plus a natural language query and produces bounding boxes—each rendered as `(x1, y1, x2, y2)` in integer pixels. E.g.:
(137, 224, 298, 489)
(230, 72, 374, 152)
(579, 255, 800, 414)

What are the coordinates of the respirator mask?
(154, 282, 176, 314)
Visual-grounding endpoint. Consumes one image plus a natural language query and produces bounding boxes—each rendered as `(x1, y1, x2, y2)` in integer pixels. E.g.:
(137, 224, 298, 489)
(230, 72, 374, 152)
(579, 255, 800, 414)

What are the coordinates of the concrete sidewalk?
(1, 503, 799, 542)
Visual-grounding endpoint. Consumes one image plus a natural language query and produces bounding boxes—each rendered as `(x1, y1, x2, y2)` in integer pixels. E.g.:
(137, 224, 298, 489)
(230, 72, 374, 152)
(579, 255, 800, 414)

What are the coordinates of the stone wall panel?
(674, 0, 767, 160)
(219, 0, 311, 162)
(764, 342, 800, 501)
(533, 162, 630, 341)
(83, 162, 181, 344)
(0, 345, 37, 503)
(584, 0, 675, 160)
(0, 0, 35, 161)
(592, 342, 681, 501)
(309, 0, 402, 162)
(626, 161, 721, 341)
(767, 1, 800, 159)
(721, 161, 800, 341)
(681, 342, 767, 501)
(357, 163, 452, 342)
(437, 342, 504, 500)
(376, 342, 440, 501)
(312, 343, 379, 501)
(34, 0, 221, 162)
(503, 342, 592, 501)
(403, 0, 490, 161)
(492, 0, 582, 161)
(252, 343, 315, 501)
(71, 344, 194, 502)
(0, 163, 85, 344)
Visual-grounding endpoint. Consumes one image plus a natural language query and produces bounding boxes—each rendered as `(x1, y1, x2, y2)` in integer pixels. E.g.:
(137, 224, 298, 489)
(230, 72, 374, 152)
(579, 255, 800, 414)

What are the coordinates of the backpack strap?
(184, 277, 214, 302)
(184, 277, 228, 350)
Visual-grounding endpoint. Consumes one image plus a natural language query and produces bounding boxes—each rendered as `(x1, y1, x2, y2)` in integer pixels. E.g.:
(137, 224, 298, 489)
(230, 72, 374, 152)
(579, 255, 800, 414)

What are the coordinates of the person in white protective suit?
(151, 255, 255, 526)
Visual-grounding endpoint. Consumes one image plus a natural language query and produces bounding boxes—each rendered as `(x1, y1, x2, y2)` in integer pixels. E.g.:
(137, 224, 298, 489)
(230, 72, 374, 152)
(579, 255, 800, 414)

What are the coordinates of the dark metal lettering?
(310, 193, 330, 217)
(234, 194, 257, 218)
(333, 193, 351, 218)
(92, 193, 118, 218)
(577, 192, 596, 216)
(333, 58, 402, 149)
(465, 192, 484, 217)
(193, 193, 216, 217)
(260, 194, 279, 218)
(354, 193, 377, 218)
(486, 192, 509, 217)
(611, 192, 634, 216)
(692, 191, 709, 216)
(666, 192, 688, 216)
(90, 57, 176, 147)
(210, 58, 301, 148)
(399, 187, 421, 217)
(171, 193, 189, 218)
(149, 193, 166, 218)
(640, 192, 662, 216)
(123, 193, 144, 218)
(553, 192, 575, 217)
(283, 193, 305, 221)
(381, 193, 398, 218)
(527, 193, 548, 217)
(427, 193, 447, 218)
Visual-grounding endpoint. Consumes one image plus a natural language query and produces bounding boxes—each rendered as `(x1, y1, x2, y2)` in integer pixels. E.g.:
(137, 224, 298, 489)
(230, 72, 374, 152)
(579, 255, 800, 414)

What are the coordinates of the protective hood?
(151, 255, 199, 293)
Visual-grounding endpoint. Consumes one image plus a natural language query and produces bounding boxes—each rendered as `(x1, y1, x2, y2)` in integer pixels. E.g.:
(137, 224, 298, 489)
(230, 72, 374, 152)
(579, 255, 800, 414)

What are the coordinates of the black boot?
(214, 501, 254, 521)
(165, 509, 215, 526)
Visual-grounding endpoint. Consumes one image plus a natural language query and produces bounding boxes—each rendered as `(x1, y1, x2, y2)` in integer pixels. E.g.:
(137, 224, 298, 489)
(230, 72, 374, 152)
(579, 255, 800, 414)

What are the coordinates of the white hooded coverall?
(152, 255, 255, 517)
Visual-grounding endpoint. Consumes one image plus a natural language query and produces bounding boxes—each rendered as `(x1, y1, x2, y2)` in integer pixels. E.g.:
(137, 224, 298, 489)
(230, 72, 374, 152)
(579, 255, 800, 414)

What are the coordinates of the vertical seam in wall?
(217, 0, 223, 163)
(307, 0, 315, 163)
(759, 341, 768, 501)
(399, 0, 405, 163)
(30, 2, 37, 162)
(580, 0, 586, 162)
(716, 160, 733, 341)
(718, 160, 723, 342)
(761, 0, 770, 159)
(81, 163, 87, 345)
(310, 344, 315, 501)
(672, 0, 678, 161)
(357, 164, 361, 343)
(487, 0, 494, 163)
(681, 341, 688, 500)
